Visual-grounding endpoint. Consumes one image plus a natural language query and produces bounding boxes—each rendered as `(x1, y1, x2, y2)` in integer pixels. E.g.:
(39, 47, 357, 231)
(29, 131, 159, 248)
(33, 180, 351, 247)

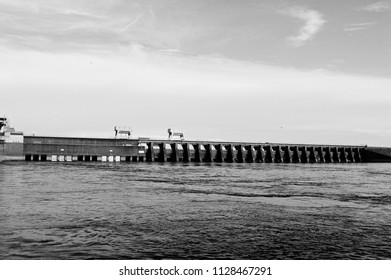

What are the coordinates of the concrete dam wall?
(144, 141, 365, 163)
(2, 116, 391, 163)
(10, 135, 391, 163)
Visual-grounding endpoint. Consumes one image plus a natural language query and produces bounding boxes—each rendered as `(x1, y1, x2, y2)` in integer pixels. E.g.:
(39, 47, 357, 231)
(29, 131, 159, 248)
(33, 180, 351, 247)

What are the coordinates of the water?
(0, 161, 390, 259)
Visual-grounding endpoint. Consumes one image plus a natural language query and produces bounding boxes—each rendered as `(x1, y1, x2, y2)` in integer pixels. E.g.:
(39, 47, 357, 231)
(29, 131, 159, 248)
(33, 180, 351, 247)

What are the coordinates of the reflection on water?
(0, 162, 390, 259)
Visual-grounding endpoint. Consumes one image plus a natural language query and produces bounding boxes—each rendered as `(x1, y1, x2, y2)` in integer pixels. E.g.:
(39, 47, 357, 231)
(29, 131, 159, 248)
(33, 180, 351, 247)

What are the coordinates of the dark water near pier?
(0, 161, 390, 259)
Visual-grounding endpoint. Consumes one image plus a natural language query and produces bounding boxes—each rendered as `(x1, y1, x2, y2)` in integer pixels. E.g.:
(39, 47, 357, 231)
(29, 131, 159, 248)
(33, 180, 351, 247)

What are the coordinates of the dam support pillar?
(299, 147, 308, 163)
(183, 143, 190, 162)
(171, 143, 179, 162)
(331, 147, 340, 163)
(263, 146, 273, 163)
(282, 146, 291, 163)
(339, 147, 347, 163)
(194, 144, 202, 162)
(324, 147, 332, 163)
(147, 142, 155, 162)
(226, 144, 235, 162)
(291, 146, 300, 163)
(236, 145, 244, 163)
(346, 148, 354, 163)
(246, 145, 255, 163)
(159, 143, 167, 162)
(315, 147, 324, 163)
(308, 147, 316, 163)
(216, 144, 224, 162)
(205, 144, 213, 163)
(255, 145, 265, 163)
(273, 146, 282, 163)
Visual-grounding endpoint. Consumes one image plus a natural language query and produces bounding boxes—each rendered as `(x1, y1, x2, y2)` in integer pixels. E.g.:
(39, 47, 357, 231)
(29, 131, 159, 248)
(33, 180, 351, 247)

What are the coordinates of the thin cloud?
(59, 9, 103, 19)
(343, 22, 377, 32)
(361, 1, 391, 12)
(3, 49, 391, 145)
(119, 13, 145, 33)
(344, 27, 367, 32)
(284, 7, 326, 47)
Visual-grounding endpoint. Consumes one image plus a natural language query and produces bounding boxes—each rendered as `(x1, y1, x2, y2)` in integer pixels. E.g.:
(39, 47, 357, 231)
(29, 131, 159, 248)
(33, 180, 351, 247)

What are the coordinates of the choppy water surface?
(0, 162, 390, 259)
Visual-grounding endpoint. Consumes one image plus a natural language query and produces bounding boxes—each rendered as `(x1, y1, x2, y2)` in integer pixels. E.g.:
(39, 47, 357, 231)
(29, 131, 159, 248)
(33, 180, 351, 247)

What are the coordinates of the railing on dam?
(141, 141, 365, 163)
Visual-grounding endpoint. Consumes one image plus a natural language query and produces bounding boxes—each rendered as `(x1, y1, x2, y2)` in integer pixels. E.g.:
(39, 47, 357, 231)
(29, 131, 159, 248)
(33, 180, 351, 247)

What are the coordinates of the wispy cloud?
(284, 7, 326, 47)
(343, 22, 377, 32)
(119, 13, 145, 33)
(361, 1, 391, 12)
(3, 48, 391, 145)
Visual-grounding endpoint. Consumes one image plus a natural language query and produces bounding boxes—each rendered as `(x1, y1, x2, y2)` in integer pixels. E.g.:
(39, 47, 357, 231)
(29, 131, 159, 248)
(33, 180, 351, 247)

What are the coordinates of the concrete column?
(246, 145, 255, 163)
(205, 144, 213, 162)
(323, 147, 331, 163)
(308, 147, 316, 163)
(225, 144, 234, 162)
(159, 143, 166, 162)
(183, 143, 190, 162)
(348, 148, 355, 162)
(255, 145, 264, 163)
(216, 144, 224, 162)
(339, 147, 347, 163)
(263, 146, 272, 163)
(273, 146, 282, 163)
(194, 144, 202, 162)
(235, 145, 244, 163)
(314, 147, 323, 163)
(297, 147, 306, 163)
(331, 147, 340, 163)
(171, 143, 179, 162)
(147, 142, 154, 162)
(290, 146, 299, 163)
(282, 146, 291, 163)
(270, 146, 276, 162)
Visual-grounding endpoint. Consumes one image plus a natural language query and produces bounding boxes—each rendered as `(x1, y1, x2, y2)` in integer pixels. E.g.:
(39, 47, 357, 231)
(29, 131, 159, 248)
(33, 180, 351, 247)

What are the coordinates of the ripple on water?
(0, 162, 390, 259)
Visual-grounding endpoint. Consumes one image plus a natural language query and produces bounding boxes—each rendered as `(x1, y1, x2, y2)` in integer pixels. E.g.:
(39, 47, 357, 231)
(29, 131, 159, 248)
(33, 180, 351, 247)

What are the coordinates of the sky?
(1, 0, 391, 145)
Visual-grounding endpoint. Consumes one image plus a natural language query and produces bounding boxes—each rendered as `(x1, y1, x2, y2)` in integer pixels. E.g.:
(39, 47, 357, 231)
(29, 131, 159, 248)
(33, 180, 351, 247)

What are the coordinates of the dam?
(1, 117, 391, 163)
